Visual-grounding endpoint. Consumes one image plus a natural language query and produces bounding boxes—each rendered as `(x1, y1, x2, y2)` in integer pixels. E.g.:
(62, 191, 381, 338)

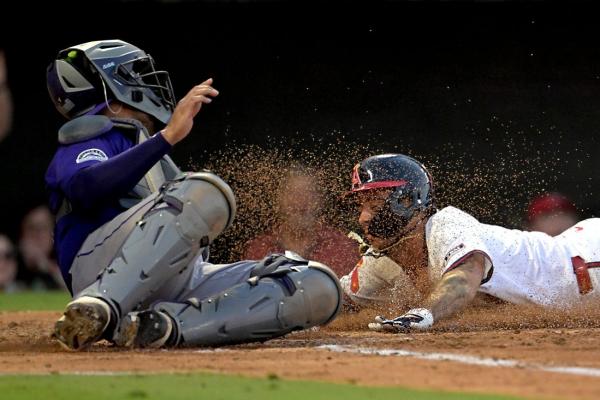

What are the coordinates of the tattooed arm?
(369, 253, 486, 332)
(424, 253, 486, 321)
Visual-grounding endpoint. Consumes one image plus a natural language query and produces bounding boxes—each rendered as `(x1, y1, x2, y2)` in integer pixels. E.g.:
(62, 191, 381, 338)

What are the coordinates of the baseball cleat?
(53, 296, 111, 351)
(115, 310, 173, 349)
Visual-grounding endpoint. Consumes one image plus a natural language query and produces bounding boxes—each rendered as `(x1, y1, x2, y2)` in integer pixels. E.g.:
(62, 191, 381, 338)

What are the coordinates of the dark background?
(1, 1, 599, 246)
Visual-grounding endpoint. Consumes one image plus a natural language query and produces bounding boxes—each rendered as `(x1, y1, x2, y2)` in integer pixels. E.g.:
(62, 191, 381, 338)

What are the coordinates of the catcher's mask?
(47, 39, 176, 125)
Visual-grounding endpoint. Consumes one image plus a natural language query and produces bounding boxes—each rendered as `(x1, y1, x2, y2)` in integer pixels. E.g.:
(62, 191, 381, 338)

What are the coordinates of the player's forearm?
(423, 256, 484, 321)
(424, 270, 476, 320)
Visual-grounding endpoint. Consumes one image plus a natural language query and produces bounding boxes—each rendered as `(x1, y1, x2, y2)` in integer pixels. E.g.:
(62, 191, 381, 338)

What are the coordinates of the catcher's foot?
(115, 310, 174, 349)
(54, 296, 111, 351)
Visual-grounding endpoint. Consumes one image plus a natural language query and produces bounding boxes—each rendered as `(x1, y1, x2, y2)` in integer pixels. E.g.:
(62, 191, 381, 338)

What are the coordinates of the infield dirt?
(2, 303, 600, 400)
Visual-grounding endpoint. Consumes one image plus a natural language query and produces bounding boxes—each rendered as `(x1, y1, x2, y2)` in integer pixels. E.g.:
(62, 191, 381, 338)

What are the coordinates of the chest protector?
(57, 115, 181, 218)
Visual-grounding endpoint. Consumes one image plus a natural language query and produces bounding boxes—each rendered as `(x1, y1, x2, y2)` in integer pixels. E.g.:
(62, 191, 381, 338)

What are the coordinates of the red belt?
(572, 256, 593, 295)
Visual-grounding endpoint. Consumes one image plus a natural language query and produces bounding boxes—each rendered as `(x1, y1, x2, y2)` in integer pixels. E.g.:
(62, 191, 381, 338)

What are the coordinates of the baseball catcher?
(341, 154, 600, 331)
(45, 40, 341, 350)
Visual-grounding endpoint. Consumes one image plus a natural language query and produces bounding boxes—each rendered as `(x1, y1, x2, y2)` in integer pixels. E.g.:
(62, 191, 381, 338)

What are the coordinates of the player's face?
(356, 189, 397, 249)
(278, 175, 321, 229)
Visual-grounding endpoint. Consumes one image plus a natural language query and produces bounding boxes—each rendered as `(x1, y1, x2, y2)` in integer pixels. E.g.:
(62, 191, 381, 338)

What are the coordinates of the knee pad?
(161, 171, 236, 243)
(154, 261, 342, 347)
(78, 172, 236, 317)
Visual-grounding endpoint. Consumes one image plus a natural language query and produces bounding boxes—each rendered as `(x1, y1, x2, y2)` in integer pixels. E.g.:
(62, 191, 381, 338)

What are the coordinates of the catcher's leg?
(54, 172, 236, 350)
(116, 255, 342, 348)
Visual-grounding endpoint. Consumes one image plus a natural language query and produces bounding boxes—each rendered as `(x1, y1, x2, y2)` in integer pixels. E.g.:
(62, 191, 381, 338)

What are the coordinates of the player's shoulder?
(429, 206, 479, 227)
(57, 116, 133, 149)
(53, 126, 129, 160)
(361, 253, 400, 270)
(426, 206, 482, 244)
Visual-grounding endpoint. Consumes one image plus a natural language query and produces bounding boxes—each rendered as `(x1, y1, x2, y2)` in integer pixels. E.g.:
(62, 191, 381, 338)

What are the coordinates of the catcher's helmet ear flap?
(351, 154, 435, 239)
(47, 40, 176, 124)
(46, 49, 105, 120)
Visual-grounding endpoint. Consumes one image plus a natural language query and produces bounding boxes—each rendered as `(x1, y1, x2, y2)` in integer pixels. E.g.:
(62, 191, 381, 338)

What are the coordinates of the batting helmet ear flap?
(47, 50, 106, 120)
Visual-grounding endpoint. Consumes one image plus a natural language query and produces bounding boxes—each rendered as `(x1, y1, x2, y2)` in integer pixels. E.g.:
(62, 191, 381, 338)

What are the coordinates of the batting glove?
(368, 308, 434, 332)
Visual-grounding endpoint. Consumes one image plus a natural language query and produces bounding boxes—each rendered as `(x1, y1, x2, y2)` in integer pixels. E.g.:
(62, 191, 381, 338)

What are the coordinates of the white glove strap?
(405, 308, 434, 329)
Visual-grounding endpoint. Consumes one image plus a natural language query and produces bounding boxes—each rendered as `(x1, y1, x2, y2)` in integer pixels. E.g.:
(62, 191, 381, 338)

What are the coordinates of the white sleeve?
(426, 207, 493, 282)
(340, 255, 416, 305)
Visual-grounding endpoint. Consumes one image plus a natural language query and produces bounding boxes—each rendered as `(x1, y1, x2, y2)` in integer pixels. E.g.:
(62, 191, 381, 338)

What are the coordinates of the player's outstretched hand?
(368, 308, 434, 332)
(162, 78, 219, 145)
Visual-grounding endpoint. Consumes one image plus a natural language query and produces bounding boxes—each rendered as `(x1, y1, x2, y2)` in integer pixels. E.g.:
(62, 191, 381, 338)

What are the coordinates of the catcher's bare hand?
(162, 78, 219, 145)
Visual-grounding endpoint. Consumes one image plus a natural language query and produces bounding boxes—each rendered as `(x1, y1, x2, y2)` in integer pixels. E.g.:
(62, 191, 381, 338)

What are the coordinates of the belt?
(571, 256, 595, 295)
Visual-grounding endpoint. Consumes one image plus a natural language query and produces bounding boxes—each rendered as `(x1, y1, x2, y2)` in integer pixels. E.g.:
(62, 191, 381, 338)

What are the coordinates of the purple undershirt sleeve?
(66, 133, 172, 210)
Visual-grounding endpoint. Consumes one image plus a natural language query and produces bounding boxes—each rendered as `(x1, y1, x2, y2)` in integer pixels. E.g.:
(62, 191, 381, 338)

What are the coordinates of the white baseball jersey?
(339, 253, 418, 305)
(427, 206, 600, 307)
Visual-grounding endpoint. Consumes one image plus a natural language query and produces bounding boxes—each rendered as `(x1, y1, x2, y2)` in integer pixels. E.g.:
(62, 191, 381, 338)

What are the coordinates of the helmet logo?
(102, 62, 115, 70)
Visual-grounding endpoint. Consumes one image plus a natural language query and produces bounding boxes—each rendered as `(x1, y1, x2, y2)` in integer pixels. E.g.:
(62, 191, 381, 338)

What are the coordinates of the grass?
(0, 373, 524, 400)
(0, 290, 70, 311)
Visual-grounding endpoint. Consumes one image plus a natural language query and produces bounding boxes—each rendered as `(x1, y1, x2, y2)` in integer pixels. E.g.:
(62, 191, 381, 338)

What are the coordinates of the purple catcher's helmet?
(46, 39, 176, 124)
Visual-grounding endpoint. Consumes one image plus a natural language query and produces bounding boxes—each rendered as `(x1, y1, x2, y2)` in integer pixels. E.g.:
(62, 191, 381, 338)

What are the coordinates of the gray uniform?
(66, 117, 342, 347)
